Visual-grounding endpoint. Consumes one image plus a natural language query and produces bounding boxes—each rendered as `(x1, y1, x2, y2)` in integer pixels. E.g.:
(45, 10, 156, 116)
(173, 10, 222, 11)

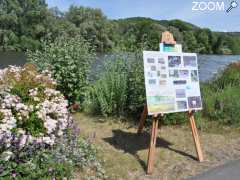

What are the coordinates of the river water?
(0, 52, 240, 82)
(198, 55, 240, 81)
(0, 52, 26, 69)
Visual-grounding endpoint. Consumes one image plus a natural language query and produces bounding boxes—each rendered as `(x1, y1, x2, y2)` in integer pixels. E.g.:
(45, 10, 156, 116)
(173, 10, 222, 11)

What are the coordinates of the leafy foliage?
(114, 17, 240, 54)
(66, 6, 115, 52)
(84, 53, 145, 117)
(1, 1, 240, 54)
(202, 62, 240, 126)
(84, 58, 129, 116)
(27, 35, 95, 105)
(0, 127, 105, 179)
(0, 64, 55, 90)
(17, 111, 46, 137)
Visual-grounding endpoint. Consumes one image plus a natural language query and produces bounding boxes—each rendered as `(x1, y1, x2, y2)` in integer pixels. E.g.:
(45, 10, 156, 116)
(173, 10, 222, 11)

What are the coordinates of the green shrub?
(27, 35, 95, 105)
(0, 149, 73, 179)
(84, 59, 128, 116)
(202, 62, 240, 127)
(126, 53, 146, 116)
(163, 113, 188, 125)
(0, 125, 105, 179)
(210, 62, 240, 90)
(202, 85, 240, 126)
(201, 83, 217, 118)
(84, 53, 146, 117)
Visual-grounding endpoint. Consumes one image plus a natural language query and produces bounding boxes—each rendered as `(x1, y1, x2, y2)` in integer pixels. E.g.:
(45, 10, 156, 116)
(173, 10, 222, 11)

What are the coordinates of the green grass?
(74, 113, 240, 180)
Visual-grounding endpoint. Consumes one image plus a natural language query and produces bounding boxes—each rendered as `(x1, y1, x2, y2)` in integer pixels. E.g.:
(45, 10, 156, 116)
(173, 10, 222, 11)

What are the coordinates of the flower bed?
(0, 64, 71, 151)
(0, 64, 105, 179)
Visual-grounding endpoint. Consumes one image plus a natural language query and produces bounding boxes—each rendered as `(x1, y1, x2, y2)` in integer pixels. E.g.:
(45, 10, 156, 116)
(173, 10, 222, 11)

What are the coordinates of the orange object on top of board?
(161, 31, 176, 45)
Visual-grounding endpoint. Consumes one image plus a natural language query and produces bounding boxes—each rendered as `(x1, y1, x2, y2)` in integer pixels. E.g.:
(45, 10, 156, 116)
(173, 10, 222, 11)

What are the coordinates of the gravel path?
(188, 159, 240, 180)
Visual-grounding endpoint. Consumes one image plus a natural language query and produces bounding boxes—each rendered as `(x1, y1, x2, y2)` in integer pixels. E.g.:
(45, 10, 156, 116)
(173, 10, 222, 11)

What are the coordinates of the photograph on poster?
(177, 101, 187, 110)
(147, 71, 157, 78)
(186, 85, 191, 90)
(183, 56, 197, 67)
(179, 70, 189, 78)
(151, 66, 157, 71)
(168, 56, 181, 67)
(161, 74, 167, 78)
(188, 96, 202, 109)
(149, 79, 157, 85)
(191, 70, 198, 82)
(186, 84, 201, 97)
(161, 66, 166, 70)
(147, 58, 155, 63)
(169, 69, 179, 78)
(147, 95, 175, 113)
(159, 80, 167, 85)
(158, 58, 165, 64)
(176, 89, 186, 98)
(173, 80, 187, 85)
(159, 43, 182, 53)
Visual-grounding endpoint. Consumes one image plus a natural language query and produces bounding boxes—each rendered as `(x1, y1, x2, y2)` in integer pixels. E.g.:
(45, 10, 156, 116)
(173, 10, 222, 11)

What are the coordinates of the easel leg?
(147, 115, 159, 174)
(137, 104, 148, 134)
(188, 111, 204, 162)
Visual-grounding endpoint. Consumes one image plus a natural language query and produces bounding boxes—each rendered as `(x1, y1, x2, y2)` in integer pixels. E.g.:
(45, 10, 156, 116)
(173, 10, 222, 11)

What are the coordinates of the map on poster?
(143, 51, 202, 115)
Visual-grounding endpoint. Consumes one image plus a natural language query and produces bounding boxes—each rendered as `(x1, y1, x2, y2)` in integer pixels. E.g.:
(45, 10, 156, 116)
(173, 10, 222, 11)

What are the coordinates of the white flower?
(19, 135, 28, 148)
(43, 137, 54, 145)
(17, 129, 26, 135)
(0, 66, 71, 149)
(33, 97, 40, 102)
(1, 151, 13, 161)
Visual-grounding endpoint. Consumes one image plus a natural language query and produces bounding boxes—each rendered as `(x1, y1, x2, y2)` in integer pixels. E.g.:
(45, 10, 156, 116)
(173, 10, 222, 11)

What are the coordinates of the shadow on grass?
(103, 129, 197, 171)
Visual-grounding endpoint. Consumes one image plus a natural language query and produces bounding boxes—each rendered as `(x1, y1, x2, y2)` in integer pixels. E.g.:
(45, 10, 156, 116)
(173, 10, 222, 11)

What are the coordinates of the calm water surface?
(1, 52, 240, 82)
(0, 52, 26, 69)
(198, 55, 240, 81)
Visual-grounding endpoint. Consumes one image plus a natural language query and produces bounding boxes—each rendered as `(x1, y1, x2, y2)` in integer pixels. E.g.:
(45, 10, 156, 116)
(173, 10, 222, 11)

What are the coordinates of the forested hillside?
(1, 0, 240, 54)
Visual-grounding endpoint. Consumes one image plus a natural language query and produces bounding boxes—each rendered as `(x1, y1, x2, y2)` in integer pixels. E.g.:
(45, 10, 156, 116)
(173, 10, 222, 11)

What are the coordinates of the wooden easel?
(137, 105, 204, 174)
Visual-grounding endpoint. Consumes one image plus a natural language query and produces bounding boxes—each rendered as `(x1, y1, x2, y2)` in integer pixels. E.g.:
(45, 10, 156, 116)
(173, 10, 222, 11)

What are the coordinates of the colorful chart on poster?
(143, 51, 202, 115)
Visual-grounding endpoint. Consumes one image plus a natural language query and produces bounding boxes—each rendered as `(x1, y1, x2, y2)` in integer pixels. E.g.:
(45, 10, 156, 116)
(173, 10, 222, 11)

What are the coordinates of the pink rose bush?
(0, 64, 72, 152)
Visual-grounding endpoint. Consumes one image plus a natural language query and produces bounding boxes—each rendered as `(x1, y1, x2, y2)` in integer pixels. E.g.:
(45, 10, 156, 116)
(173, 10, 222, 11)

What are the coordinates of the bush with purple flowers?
(0, 64, 105, 179)
(0, 64, 71, 151)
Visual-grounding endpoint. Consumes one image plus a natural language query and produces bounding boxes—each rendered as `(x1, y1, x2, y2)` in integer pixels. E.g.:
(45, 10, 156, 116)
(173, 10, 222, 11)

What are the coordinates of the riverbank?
(1, 52, 240, 82)
(74, 113, 240, 180)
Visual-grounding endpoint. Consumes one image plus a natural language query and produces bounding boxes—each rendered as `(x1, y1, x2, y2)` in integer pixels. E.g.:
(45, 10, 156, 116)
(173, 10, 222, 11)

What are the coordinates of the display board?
(143, 51, 202, 115)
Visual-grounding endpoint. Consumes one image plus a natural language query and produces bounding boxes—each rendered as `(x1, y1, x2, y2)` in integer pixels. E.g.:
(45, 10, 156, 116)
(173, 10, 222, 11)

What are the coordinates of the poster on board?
(159, 43, 182, 53)
(143, 51, 202, 115)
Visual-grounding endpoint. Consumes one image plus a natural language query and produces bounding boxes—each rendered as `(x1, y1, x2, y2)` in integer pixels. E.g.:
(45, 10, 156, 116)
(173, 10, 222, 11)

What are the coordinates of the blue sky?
(46, 0, 240, 32)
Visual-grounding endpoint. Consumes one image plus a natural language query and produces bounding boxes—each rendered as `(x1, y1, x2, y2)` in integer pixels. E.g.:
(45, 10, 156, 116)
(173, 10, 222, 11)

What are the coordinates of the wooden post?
(137, 104, 148, 134)
(188, 110, 204, 162)
(147, 114, 159, 175)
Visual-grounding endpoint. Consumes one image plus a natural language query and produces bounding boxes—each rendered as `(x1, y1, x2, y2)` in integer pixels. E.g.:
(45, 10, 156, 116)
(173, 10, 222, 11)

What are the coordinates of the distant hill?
(113, 17, 240, 54)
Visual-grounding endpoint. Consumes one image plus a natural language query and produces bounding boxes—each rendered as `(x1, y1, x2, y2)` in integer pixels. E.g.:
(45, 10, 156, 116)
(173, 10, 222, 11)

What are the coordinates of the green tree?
(1, 1, 240, 54)
(66, 6, 115, 52)
(27, 35, 95, 104)
(195, 29, 211, 54)
(183, 31, 198, 52)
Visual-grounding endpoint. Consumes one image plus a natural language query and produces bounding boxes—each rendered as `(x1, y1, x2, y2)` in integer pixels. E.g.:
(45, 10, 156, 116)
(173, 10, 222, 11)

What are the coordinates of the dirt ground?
(74, 113, 240, 180)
